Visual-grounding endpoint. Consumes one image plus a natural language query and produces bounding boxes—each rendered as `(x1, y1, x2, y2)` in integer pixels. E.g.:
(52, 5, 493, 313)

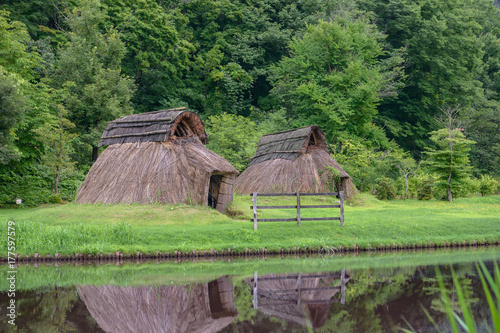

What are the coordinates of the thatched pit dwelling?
(78, 277, 237, 333)
(234, 125, 355, 197)
(76, 107, 238, 212)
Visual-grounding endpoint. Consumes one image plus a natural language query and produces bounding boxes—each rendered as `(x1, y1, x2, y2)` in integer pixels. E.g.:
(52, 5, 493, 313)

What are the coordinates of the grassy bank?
(0, 194, 499, 258)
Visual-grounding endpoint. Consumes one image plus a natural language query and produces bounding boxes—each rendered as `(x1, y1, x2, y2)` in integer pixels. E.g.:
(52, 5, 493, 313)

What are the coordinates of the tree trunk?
(447, 183, 452, 202)
(92, 146, 98, 162)
(404, 174, 409, 200)
(54, 171, 60, 195)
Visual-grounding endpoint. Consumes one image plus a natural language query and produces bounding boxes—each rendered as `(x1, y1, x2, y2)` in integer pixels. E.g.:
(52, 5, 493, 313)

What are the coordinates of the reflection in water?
(249, 270, 350, 329)
(1, 261, 498, 332)
(77, 277, 237, 333)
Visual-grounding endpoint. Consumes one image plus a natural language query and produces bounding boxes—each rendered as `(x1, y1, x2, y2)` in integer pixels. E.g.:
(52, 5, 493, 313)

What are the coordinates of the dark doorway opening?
(309, 132, 316, 146)
(208, 175, 222, 209)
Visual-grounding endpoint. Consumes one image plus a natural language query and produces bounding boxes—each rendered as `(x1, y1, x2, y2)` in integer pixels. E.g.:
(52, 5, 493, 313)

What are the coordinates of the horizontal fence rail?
(250, 191, 344, 230)
(251, 269, 347, 309)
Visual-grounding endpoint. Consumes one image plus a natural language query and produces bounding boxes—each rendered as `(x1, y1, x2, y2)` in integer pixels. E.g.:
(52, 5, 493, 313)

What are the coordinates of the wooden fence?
(250, 191, 344, 230)
(251, 269, 348, 310)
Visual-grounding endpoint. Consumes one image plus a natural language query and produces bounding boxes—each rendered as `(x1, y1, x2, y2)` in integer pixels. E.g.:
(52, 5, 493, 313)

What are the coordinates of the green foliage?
(416, 176, 434, 201)
(478, 175, 498, 197)
(358, 0, 489, 157)
(0, 164, 51, 206)
(52, 0, 135, 165)
(0, 71, 23, 164)
(409, 262, 500, 333)
(48, 194, 62, 204)
(103, 0, 193, 113)
(206, 113, 262, 171)
(185, 46, 253, 115)
(0, 10, 42, 164)
(0, 163, 84, 207)
(34, 105, 77, 194)
(2, 0, 500, 206)
(373, 177, 396, 200)
(332, 139, 405, 192)
(424, 128, 475, 202)
(270, 12, 404, 147)
(0, 10, 40, 80)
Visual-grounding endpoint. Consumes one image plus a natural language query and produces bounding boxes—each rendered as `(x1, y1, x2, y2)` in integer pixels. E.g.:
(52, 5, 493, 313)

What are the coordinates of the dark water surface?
(1, 247, 499, 332)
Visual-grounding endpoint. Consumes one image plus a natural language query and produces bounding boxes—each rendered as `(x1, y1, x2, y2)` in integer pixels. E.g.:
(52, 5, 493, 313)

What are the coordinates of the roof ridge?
(260, 125, 317, 137)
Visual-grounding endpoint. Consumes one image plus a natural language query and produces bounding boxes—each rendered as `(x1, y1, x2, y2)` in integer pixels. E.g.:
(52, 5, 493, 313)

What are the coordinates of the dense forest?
(0, 0, 499, 205)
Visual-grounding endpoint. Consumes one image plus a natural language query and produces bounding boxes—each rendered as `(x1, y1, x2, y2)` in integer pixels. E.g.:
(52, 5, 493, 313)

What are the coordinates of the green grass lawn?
(1, 194, 499, 257)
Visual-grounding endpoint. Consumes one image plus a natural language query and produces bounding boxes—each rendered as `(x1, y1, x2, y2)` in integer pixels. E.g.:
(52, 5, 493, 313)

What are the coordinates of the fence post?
(253, 272, 258, 309)
(296, 192, 301, 227)
(253, 193, 258, 230)
(341, 268, 346, 305)
(297, 271, 302, 305)
(339, 191, 344, 227)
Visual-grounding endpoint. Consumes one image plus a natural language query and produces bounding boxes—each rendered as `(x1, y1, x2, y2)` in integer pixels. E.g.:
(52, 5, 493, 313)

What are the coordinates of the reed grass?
(401, 261, 500, 333)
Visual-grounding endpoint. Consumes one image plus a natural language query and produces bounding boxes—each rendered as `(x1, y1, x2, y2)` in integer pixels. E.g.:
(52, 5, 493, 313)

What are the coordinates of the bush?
(206, 113, 262, 171)
(417, 178, 434, 200)
(332, 139, 406, 192)
(48, 194, 62, 204)
(478, 175, 498, 196)
(434, 177, 478, 200)
(0, 163, 85, 206)
(373, 177, 396, 200)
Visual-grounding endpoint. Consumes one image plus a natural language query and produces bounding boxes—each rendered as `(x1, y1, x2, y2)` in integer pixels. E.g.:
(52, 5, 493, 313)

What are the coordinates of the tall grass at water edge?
(1, 220, 138, 255)
(401, 261, 500, 333)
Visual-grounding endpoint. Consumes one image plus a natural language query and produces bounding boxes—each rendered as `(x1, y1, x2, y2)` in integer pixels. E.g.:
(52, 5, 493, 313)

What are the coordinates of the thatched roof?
(78, 108, 238, 210)
(78, 278, 237, 333)
(249, 125, 329, 167)
(98, 107, 207, 147)
(76, 140, 237, 205)
(235, 126, 355, 196)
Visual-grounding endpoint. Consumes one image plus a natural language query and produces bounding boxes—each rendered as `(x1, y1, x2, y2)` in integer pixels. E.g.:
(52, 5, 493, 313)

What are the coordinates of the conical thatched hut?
(78, 277, 238, 333)
(234, 125, 355, 197)
(76, 108, 238, 212)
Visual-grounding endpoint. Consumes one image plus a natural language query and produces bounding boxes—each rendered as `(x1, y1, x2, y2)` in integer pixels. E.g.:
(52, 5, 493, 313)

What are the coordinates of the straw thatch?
(235, 126, 355, 197)
(78, 278, 237, 333)
(77, 108, 238, 212)
(248, 272, 351, 329)
(98, 107, 207, 146)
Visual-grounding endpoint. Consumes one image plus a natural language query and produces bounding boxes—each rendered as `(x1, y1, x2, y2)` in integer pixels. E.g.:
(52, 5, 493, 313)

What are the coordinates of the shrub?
(205, 113, 262, 171)
(478, 175, 498, 196)
(373, 177, 396, 200)
(417, 178, 434, 200)
(49, 194, 62, 204)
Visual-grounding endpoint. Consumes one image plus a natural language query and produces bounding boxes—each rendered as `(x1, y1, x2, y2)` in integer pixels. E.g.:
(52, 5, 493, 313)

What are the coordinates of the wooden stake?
(340, 191, 345, 227)
(253, 272, 258, 309)
(341, 268, 346, 305)
(296, 192, 301, 227)
(253, 193, 258, 230)
(297, 272, 302, 305)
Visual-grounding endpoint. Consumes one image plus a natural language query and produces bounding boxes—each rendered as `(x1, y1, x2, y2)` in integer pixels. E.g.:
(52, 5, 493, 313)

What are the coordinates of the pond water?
(1, 247, 499, 332)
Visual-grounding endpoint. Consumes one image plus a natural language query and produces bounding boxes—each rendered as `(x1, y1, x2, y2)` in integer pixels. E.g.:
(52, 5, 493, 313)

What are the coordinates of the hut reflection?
(248, 269, 351, 329)
(77, 277, 237, 333)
